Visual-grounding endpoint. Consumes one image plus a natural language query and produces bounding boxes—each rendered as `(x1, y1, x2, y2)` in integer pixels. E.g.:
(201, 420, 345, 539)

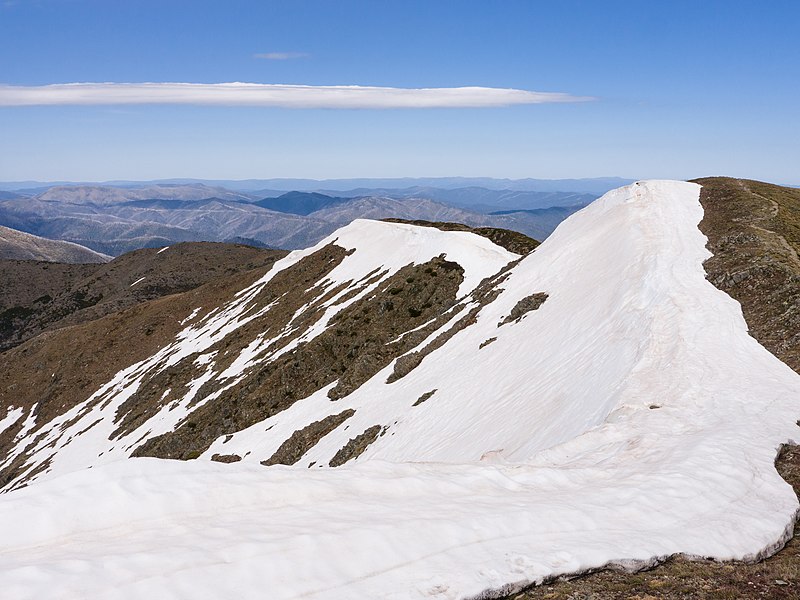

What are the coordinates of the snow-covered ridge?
(0, 218, 517, 488)
(1, 181, 799, 599)
(276, 217, 518, 298)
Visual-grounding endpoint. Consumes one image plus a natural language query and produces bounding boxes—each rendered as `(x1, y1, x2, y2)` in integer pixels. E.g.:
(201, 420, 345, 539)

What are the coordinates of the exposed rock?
(412, 389, 437, 407)
(498, 292, 548, 326)
(261, 410, 355, 466)
(386, 260, 521, 383)
(0, 242, 286, 352)
(329, 425, 384, 467)
(210, 453, 241, 463)
(0, 225, 110, 263)
(500, 178, 800, 600)
(0, 255, 285, 487)
(479, 337, 497, 349)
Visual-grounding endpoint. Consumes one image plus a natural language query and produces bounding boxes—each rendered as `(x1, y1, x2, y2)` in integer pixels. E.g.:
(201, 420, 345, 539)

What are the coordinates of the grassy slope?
(695, 178, 800, 373)
(0, 242, 287, 352)
(503, 178, 800, 599)
(0, 260, 286, 488)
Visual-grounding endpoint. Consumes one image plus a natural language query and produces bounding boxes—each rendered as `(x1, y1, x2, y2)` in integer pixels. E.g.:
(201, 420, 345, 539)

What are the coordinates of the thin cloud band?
(0, 82, 592, 109)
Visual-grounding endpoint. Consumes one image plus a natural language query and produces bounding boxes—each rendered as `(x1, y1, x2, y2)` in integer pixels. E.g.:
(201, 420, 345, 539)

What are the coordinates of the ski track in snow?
(1, 181, 799, 599)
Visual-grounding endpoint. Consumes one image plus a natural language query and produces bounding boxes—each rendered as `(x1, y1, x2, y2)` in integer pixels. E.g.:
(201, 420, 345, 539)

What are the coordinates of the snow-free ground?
(1, 181, 799, 599)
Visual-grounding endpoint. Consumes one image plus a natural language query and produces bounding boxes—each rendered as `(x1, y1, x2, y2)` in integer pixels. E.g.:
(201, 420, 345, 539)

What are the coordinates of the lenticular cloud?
(0, 82, 590, 109)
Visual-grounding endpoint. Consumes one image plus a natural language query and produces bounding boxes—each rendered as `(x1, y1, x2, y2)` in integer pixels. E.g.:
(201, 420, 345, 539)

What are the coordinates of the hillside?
(695, 177, 800, 372)
(0, 180, 798, 599)
(0, 224, 110, 263)
(0, 242, 287, 352)
(254, 191, 351, 215)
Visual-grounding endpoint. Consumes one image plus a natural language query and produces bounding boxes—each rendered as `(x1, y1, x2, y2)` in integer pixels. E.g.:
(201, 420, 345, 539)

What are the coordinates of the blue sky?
(0, 0, 798, 183)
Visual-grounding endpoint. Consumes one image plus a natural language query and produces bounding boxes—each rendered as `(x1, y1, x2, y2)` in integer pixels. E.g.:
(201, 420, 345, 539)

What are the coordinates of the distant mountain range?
(35, 184, 253, 206)
(0, 181, 596, 255)
(0, 176, 633, 194)
(310, 187, 597, 212)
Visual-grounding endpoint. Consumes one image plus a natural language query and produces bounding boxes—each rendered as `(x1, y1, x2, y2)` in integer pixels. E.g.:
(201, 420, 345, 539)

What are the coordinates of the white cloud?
(254, 52, 309, 60)
(0, 82, 592, 109)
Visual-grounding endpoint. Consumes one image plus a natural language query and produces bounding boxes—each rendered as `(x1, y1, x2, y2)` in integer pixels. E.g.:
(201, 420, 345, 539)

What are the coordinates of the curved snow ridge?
(266, 218, 519, 298)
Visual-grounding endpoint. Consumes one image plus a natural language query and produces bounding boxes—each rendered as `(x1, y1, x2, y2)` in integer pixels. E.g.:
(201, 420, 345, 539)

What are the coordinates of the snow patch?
(0, 407, 23, 437)
(180, 307, 202, 325)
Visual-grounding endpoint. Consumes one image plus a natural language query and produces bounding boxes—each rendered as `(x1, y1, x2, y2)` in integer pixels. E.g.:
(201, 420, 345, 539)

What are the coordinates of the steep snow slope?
(1, 181, 799, 599)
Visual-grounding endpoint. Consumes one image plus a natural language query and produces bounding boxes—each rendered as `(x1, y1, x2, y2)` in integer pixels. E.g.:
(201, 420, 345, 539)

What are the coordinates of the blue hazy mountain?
(0, 177, 632, 195)
(0, 182, 593, 255)
(254, 191, 351, 215)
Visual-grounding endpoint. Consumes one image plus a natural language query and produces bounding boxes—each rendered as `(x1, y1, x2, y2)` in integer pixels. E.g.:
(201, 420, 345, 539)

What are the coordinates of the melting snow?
(180, 307, 202, 325)
(0, 406, 23, 437)
(11, 404, 37, 444)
